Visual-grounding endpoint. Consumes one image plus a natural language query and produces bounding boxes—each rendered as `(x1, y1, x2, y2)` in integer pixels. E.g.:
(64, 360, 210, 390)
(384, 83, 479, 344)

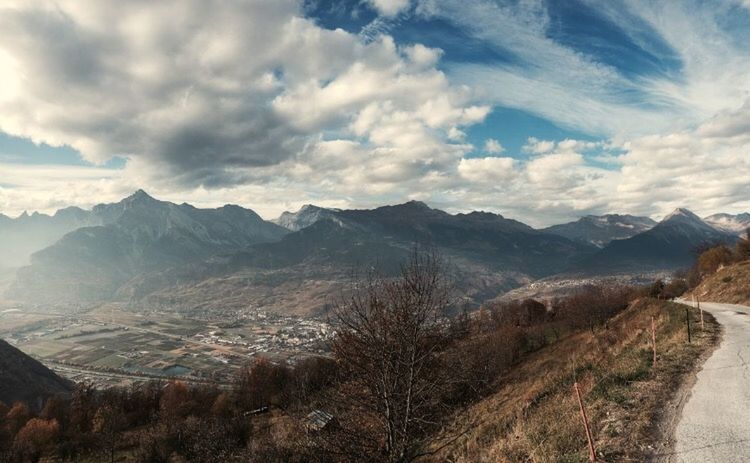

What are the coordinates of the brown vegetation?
(436, 299, 719, 462)
(1, 251, 706, 462)
(684, 228, 750, 305)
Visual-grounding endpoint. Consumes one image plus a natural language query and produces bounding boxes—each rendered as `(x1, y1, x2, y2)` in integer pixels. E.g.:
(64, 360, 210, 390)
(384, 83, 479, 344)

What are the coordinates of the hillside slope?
(437, 299, 718, 462)
(691, 260, 750, 305)
(0, 339, 73, 407)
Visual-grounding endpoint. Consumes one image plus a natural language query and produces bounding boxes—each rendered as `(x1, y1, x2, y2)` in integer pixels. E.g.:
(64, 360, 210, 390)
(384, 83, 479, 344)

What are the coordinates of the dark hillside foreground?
(0, 340, 73, 408)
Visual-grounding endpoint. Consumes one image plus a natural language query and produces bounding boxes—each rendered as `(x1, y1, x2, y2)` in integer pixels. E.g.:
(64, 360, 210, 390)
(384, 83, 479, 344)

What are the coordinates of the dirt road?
(673, 300, 750, 462)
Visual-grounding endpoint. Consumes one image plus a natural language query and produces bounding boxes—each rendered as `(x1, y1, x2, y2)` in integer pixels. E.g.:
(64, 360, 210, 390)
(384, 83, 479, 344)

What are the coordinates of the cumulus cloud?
(483, 138, 504, 154)
(457, 156, 514, 183)
(0, 0, 484, 191)
(1, 0, 749, 227)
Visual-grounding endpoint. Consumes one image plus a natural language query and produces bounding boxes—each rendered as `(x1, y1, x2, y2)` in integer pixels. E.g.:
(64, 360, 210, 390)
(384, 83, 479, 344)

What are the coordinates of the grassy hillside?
(436, 299, 719, 462)
(691, 260, 750, 305)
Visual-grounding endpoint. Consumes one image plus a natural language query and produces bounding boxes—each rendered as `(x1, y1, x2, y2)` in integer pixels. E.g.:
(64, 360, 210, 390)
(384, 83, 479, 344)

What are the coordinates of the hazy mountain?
(0, 339, 73, 408)
(543, 214, 656, 247)
(246, 201, 589, 276)
(8, 191, 288, 302)
(0, 207, 100, 268)
(10, 194, 734, 314)
(704, 213, 750, 236)
(274, 204, 342, 231)
(118, 201, 595, 314)
(577, 208, 735, 273)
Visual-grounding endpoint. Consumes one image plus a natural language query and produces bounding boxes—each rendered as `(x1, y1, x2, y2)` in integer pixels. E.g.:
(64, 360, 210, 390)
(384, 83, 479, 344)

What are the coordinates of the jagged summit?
(662, 207, 702, 222)
(275, 204, 340, 232)
(390, 200, 432, 211)
(124, 189, 158, 203)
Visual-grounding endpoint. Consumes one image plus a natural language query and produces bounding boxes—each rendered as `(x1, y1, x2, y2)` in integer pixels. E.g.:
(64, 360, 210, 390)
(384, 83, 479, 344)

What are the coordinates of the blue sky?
(0, 0, 749, 225)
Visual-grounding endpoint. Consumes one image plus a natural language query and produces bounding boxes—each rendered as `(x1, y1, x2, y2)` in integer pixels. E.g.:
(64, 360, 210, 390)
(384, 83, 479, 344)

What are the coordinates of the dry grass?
(433, 299, 719, 463)
(691, 260, 750, 305)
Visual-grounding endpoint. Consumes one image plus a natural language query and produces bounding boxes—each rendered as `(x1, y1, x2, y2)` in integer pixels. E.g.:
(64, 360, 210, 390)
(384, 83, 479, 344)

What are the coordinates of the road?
(673, 300, 750, 462)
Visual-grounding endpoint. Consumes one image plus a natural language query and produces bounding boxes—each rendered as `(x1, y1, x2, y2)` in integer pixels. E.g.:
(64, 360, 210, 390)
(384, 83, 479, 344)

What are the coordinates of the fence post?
(686, 306, 692, 343)
(574, 382, 597, 462)
(651, 316, 657, 367)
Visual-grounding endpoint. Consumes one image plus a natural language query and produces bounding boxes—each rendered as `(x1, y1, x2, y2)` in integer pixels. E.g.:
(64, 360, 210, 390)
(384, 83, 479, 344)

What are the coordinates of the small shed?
(305, 409, 337, 432)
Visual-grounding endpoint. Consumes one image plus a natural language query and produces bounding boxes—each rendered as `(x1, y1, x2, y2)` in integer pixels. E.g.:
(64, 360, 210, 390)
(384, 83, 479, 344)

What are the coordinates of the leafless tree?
(325, 249, 468, 463)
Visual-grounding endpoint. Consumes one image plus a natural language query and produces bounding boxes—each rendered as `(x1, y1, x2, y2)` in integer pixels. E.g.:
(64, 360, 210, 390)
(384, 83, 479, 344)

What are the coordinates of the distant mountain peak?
(402, 200, 430, 209)
(127, 189, 156, 201)
(298, 204, 326, 212)
(663, 208, 700, 222)
(275, 204, 339, 231)
(374, 200, 435, 215)
(542, 213, 656, 248)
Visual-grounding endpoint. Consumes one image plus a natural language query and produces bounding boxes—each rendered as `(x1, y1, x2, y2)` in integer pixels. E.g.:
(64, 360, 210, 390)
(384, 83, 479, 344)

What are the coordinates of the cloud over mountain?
(0, 0, 749, 226)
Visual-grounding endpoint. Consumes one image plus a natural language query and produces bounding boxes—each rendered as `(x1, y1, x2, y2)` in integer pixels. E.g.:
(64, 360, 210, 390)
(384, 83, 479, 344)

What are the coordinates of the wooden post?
(686, 306, 692, 343)
(574, 382, 597, 462)
(700, 306, 705, 331)
(651, 316, 657, 367)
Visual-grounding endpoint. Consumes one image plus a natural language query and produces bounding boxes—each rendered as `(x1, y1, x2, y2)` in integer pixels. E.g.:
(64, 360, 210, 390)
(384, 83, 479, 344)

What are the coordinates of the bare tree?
(326, 250, 465, 463)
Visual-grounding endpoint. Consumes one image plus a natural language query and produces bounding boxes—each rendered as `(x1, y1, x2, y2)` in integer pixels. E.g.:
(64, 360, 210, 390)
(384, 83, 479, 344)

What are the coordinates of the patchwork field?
(0, 303, 331, 388)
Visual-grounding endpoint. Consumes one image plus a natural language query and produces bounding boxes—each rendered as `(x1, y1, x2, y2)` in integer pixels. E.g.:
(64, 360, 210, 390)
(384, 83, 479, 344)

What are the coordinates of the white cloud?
(1, 0, 750, 228)
(0, 0, 484, 195)
(368, 0, 411, 17)
(522, 137, 554, 155)
(458, 156, 515, 183)
(483, 138, 504, 154)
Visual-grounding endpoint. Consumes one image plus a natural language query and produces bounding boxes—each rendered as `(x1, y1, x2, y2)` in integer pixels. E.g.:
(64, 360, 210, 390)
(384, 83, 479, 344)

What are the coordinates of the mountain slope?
(119, 202, 596, 314)
(704, 213, 750, 236)
(8, 191, 289, 302)
(690, 260, 750, 306)
(0, 339, 73, 407)
(543, 214, 656, 247)
(577, 208, 734, 273)
(274, 204, 342, 231)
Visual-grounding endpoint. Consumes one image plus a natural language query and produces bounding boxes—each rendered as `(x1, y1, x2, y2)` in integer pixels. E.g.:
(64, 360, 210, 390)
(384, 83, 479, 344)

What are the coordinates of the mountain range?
(575, 208, 736, 273)
(1, 192, 744, 314)
(541, 214, 657, 248)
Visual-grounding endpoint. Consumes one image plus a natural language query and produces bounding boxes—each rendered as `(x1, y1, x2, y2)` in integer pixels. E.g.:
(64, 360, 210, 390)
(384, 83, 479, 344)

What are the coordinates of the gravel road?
(674, 300, 750, 462)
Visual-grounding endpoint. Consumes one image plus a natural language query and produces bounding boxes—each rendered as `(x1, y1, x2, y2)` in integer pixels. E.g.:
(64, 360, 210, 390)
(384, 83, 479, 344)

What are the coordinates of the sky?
(0, 0, 749, 227)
